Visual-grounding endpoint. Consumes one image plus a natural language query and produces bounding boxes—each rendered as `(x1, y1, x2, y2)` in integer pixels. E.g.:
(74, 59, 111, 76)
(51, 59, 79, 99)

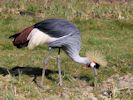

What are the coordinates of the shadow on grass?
(0, 66, 93, 85)
(75, 75, 91, 82)
(0, 66, 59, 81)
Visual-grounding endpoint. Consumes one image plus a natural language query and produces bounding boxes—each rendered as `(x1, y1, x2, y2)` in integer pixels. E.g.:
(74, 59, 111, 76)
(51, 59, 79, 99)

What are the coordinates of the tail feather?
(9, 26, 34, 47)
(9, 33, 20, 39)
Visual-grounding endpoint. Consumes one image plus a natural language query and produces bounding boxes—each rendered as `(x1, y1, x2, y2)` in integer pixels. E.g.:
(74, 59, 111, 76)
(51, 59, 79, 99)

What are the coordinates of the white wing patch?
(27, 28, 57, 49)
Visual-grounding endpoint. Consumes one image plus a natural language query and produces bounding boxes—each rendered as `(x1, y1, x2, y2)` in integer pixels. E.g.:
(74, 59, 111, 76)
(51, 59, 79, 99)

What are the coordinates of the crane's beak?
(92, 67, 97, 76)
(90, 62, 99, 76)
(86, 62, 100, 76)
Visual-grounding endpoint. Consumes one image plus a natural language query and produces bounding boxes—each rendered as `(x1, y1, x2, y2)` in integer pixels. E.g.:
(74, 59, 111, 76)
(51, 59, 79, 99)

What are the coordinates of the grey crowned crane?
(9, 19, 107, 86)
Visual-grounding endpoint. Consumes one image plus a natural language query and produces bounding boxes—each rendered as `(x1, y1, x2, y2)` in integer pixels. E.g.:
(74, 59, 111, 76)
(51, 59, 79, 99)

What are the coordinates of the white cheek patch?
(27, 28, 57, 49)
(90, 62, 96, 68)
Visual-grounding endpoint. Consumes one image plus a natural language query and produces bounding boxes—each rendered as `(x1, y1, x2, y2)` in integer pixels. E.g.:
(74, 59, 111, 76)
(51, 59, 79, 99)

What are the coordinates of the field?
(0, 0, 133, 99)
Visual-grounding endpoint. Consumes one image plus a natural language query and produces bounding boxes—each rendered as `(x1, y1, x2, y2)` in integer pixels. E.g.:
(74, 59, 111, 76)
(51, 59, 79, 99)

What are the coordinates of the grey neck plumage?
(48, 31, 90, 65)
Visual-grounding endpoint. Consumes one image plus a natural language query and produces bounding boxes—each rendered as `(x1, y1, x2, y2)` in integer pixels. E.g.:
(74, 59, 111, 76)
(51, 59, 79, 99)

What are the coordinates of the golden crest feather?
(86, 50, 107, 67)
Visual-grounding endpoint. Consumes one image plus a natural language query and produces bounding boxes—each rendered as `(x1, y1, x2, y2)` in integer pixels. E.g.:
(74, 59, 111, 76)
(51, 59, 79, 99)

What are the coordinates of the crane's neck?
(62, 46, 90, 65)
(71, 54, 90, 65)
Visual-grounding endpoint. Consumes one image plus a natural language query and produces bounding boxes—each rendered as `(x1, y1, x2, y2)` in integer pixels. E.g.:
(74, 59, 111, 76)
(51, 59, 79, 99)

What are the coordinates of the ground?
(0, 0, 133, 99)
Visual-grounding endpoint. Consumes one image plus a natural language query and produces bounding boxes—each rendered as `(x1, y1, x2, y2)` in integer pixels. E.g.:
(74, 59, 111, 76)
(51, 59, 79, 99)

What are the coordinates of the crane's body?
(9, 19, 101, 86)
(10, 19, 89, 65)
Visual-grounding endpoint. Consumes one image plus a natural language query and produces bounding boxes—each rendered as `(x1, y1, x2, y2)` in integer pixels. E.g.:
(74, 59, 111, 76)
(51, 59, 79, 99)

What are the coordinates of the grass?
(0, 0, 133, 99)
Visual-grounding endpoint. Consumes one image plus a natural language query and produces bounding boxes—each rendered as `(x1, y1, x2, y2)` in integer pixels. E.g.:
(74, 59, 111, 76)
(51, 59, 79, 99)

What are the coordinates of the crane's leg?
(57, 48, 63, 86)
(41, 47, 52, 86)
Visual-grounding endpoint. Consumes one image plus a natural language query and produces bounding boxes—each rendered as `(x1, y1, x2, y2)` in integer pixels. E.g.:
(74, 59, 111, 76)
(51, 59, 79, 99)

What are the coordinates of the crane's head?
(87, 62, 100, 69)
(9, 26, 34, 48)
(86, 51, 107, 75)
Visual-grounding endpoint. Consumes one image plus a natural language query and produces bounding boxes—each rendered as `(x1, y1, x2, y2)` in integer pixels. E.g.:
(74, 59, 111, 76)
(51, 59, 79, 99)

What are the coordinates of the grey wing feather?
(34, 19, 80, 38)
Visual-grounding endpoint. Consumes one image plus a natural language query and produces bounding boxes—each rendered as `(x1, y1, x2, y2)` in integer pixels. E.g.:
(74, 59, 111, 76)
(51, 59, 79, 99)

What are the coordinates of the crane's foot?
(33, 76, 49, 90)
(58, 81, 63, 87)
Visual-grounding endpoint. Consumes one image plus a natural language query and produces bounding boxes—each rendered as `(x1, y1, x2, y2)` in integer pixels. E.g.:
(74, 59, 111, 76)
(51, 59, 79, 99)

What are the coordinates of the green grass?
(0, 0, 133, 99)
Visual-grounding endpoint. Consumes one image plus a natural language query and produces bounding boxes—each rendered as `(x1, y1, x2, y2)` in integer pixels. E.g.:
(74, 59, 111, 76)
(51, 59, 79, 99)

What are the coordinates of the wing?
(34, 19, 80, 38)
